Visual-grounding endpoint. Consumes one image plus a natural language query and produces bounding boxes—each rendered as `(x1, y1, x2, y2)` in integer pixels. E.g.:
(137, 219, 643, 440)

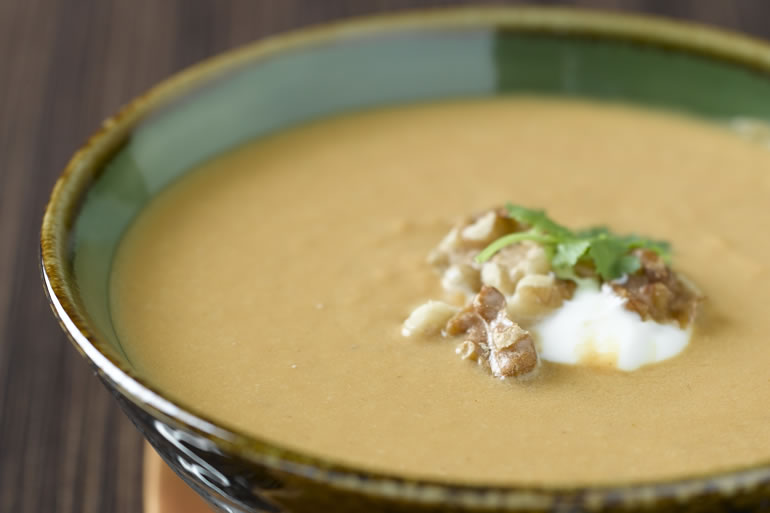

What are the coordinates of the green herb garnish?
(475, 203, 671, 282)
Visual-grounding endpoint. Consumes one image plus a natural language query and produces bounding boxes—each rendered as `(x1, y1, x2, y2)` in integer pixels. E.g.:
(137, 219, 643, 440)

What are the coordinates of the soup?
(110, 98, 770, 485)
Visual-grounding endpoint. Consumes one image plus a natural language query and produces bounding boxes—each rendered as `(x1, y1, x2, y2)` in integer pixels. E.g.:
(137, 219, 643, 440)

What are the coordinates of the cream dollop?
(532, 284, 691, 371)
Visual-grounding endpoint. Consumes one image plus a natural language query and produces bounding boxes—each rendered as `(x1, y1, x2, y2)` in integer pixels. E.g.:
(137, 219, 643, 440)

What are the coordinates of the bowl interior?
(52, 9, 770, 480)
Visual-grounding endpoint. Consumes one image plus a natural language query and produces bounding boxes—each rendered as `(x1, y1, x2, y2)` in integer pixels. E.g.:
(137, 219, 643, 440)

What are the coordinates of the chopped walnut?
(427, 210, 515, 269)
(445, 286, 539, 380)
(479, 261, 515, 295)
(486, 242, 551, 290)
(611, 249, 701, 327)
(460, 210, 515, 244)
(428, 209, 549, 299)
(456, 340, 480, 361)
(490, 333, 539, 379)
(401, 301, 459, 337)
(507, 273, 576, 324)
(440, 263, 481, 297)
(473, 284, 507, 322)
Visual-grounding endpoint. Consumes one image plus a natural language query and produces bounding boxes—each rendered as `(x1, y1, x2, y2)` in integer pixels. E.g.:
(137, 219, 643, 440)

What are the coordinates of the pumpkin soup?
(111, 98, 770, 485)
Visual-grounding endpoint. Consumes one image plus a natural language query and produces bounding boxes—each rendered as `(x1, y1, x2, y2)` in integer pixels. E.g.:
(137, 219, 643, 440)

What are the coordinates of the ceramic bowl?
(41, 7, 770, 512)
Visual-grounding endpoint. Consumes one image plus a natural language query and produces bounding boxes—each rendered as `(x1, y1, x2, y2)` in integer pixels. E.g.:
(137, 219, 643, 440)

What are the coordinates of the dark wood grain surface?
(2, 1, 770, 511)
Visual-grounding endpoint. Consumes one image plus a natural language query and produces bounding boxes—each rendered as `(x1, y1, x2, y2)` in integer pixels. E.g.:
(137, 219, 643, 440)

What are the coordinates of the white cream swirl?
(532, 284, 691, 371)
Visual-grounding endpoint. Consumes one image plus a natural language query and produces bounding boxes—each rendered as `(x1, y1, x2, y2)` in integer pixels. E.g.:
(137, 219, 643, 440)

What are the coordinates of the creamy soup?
(111, 98, 770, 485)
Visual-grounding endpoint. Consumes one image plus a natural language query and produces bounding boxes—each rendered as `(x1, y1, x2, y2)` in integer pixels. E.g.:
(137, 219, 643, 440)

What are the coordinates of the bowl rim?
(40, 5, 770, 509)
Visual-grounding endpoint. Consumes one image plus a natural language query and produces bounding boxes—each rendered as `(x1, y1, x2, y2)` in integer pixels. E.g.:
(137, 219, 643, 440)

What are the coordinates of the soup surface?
(111, 98, 770, 485)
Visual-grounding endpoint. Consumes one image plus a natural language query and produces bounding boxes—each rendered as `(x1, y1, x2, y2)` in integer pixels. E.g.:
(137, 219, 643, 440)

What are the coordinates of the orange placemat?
(143, 444, 214, 513)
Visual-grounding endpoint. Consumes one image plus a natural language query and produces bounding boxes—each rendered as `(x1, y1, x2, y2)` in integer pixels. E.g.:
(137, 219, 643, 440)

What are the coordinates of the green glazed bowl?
(41, 7, 770, 512)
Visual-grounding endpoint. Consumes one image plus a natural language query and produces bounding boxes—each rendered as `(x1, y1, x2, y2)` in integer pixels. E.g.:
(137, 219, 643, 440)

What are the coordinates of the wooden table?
(2, 1, 770, 511)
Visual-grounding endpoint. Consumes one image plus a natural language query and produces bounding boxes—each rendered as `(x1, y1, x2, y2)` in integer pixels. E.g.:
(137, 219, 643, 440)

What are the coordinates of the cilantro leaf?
(588, 237, 642, 280)
(577, 226, 610, 238)
(619, 234, 671, 262)
(552, 239, 591, 269)
(616, 254, 642, 276)
(587, 237, 625, 280)
(505, 203, 573, 238)
(475, 204, 672, 283)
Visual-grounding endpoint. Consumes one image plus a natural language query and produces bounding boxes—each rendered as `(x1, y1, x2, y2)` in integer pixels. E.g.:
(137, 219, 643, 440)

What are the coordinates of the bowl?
(41, 7, 770, 512)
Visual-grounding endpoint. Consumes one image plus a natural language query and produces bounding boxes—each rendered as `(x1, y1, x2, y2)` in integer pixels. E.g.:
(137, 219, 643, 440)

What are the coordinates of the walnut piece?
(445, 285, 539, 380)
(401, 301, 459, 337)
(507, 273, 576, 323)
(460, 211, 513, 244)
(428, 209, 553, 299)
(456, 340, 480, 361)
(485, 242, 551, 292)
(611, 249, 701, 327)
(440, 263, 481, 297)
(490, 335, 539, 379)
